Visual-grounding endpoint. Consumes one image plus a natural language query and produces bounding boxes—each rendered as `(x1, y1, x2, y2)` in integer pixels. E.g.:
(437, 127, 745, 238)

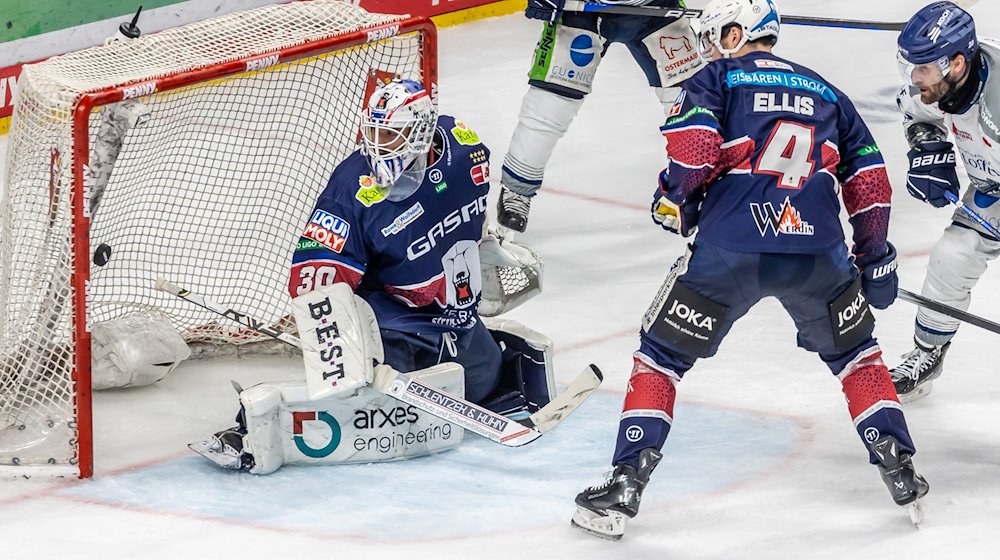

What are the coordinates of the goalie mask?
(694, 0, 780, 60)
(360, 79, 438, 187)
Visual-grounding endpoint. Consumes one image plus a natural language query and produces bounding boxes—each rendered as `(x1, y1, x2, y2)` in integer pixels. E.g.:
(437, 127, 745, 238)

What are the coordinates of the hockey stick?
(944, 191, 1000, 239)
(562, 2, 908, 32)
(154, 278, 602, 447)
(897, 288, 1000, 336)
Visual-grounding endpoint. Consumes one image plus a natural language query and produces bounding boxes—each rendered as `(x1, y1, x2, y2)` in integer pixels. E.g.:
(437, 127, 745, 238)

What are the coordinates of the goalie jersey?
(290, 115, 491, 333)
(661, 51, 892, 264)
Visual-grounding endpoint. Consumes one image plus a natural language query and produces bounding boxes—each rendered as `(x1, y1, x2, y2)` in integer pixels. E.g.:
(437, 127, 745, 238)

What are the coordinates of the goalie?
(191, 78, 550, 474)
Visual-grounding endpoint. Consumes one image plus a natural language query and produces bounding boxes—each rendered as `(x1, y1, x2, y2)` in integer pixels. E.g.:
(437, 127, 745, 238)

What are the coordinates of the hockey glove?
(525, 0, 566, 23)
(906, 141, 960, 208)
(651, 168, 701, 237)
(860, 242, 898, 310)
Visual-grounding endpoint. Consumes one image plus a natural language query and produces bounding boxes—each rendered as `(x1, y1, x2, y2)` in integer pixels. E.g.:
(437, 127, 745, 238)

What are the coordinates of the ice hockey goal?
(0, 0, 436, 477)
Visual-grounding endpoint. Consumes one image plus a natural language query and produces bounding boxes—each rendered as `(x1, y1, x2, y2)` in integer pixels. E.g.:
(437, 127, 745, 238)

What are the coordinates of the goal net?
(0, 0, 436, 477)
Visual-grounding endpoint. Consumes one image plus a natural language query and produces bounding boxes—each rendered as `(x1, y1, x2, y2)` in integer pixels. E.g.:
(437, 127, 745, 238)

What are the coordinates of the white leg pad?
(241, 362, 465, 474)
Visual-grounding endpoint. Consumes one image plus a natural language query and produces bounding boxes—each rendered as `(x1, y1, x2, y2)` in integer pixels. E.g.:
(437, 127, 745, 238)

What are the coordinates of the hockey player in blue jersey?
(496, 0, 703, 237)
(571, 0, 928, 540)
(189, 79, 549, 474)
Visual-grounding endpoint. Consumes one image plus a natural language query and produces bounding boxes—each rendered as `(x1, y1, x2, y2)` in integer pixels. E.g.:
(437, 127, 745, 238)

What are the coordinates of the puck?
(93, 243, 112, 266)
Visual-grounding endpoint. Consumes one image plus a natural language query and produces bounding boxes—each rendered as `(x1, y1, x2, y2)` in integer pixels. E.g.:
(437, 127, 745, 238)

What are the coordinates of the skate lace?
(893, 346, 936, 382)
(587, 470, 616, 492)
(501, 189, 531, 217)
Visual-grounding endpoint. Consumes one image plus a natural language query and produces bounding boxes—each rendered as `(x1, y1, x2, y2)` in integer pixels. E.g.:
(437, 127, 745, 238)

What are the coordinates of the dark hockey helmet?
(897, 2, 977, 65)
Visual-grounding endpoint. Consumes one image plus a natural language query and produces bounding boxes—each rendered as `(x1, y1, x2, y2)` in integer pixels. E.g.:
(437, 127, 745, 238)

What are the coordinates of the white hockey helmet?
(360, 78, 438, 187)
(694, 0, 781, 60)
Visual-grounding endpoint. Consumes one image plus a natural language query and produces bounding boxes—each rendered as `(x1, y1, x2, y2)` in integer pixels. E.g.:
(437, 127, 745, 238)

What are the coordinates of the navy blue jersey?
(661, 51, 891, 265)
(290, 115, 491, 333)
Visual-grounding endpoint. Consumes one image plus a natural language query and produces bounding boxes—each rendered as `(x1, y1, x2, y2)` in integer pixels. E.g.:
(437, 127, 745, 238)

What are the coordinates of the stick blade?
(528, 364, 603, 434)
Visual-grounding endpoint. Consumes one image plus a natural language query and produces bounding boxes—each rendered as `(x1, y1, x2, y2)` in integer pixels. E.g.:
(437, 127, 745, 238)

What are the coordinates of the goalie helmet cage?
(0, 0, 437, 478)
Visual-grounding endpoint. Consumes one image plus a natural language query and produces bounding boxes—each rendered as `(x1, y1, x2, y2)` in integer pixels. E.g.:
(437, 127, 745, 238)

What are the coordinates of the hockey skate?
(189, 427, 253, 471)
(496, 186, 532, 237)
(870, 435, 929, 526)
(571, 448, 662, 540)
(890, 338, 950, 403)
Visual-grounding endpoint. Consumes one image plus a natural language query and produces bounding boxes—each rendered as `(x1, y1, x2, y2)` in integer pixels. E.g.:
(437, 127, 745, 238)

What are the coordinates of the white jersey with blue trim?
(897, 38, 1000, 195)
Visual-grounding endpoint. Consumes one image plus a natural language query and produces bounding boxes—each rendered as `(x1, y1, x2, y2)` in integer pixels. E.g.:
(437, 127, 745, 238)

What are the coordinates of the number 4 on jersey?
(755, 121, 816, 189)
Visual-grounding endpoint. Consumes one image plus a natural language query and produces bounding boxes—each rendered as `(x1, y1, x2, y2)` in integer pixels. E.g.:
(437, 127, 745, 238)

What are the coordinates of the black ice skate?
(870, 435, 929, 526)
(496, 186, 532, 236)
(188, 427, 254, 471)
(571, 448, 663, 540)
(890, 338, 950, 403)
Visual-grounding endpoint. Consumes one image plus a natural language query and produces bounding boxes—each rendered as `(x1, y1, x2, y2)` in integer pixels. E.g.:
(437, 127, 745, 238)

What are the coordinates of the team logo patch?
(381, 202, 425, 237)
(658, 35, 692, 60)
(292, 411, 342, 458)
(470, 163, 490, 186)
(754, 59, 794, 71)
(450, 121, 480, 145)
(303, 209, 351, 253)
(750, 196, 814, 237)
(668, 90, 686, 117)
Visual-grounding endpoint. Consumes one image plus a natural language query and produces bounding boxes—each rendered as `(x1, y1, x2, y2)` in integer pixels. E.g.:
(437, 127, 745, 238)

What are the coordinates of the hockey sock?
(839, 353, 915, 463)
(611, 357, 678, 468)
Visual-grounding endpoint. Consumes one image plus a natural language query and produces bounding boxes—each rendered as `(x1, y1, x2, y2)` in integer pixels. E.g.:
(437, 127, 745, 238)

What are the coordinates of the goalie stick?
(154, 278, 603, 447)
(562, 1, 909, 32)
(897, 288, 1000, 337)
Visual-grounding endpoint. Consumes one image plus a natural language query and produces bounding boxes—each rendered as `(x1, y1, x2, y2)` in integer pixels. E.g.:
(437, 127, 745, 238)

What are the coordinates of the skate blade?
(570, 507, 627, 541)
(907, 500, 924, 528)
(899, 382, 932, 404)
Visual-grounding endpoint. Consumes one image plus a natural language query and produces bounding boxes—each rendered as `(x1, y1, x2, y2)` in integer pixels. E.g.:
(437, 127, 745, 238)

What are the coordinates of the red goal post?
(0, 0, 437, 478)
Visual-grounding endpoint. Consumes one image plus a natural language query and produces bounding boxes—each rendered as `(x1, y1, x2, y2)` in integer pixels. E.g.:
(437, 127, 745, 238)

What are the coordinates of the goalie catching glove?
(479, 229, 544, 316)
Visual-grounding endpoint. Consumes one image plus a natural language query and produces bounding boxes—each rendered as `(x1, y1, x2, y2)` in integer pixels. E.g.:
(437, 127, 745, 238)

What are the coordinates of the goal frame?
(57, 16, 437, 479)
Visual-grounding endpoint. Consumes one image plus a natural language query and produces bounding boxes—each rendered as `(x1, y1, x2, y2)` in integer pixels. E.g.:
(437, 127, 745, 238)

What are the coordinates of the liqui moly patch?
(303, 209, 351, 253)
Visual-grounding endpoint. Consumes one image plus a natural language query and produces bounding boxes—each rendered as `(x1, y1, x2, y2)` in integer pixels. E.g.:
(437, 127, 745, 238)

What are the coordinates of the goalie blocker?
(191, 288, 557, 473)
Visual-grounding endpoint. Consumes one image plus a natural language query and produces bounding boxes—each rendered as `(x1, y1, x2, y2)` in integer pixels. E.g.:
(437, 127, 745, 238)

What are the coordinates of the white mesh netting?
(0, 0, 429, 474)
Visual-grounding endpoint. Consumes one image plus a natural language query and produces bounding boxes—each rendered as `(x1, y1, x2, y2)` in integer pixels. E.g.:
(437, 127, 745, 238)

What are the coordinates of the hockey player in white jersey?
(893, 2, 999, 402)
(496, 0, 703, 237)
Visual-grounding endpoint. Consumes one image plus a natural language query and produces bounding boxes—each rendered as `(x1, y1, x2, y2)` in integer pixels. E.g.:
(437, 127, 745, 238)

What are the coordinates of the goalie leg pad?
(91, 313, 191, 390)
(611, 356, 678, 468)
(480, 317, 555, 415)
(290, 283, 383, 400)
(232, 363, 465, 475)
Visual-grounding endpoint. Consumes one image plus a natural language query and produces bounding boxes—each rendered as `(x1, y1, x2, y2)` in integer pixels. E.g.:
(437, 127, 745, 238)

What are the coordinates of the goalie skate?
(189, 427, 252, 471)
